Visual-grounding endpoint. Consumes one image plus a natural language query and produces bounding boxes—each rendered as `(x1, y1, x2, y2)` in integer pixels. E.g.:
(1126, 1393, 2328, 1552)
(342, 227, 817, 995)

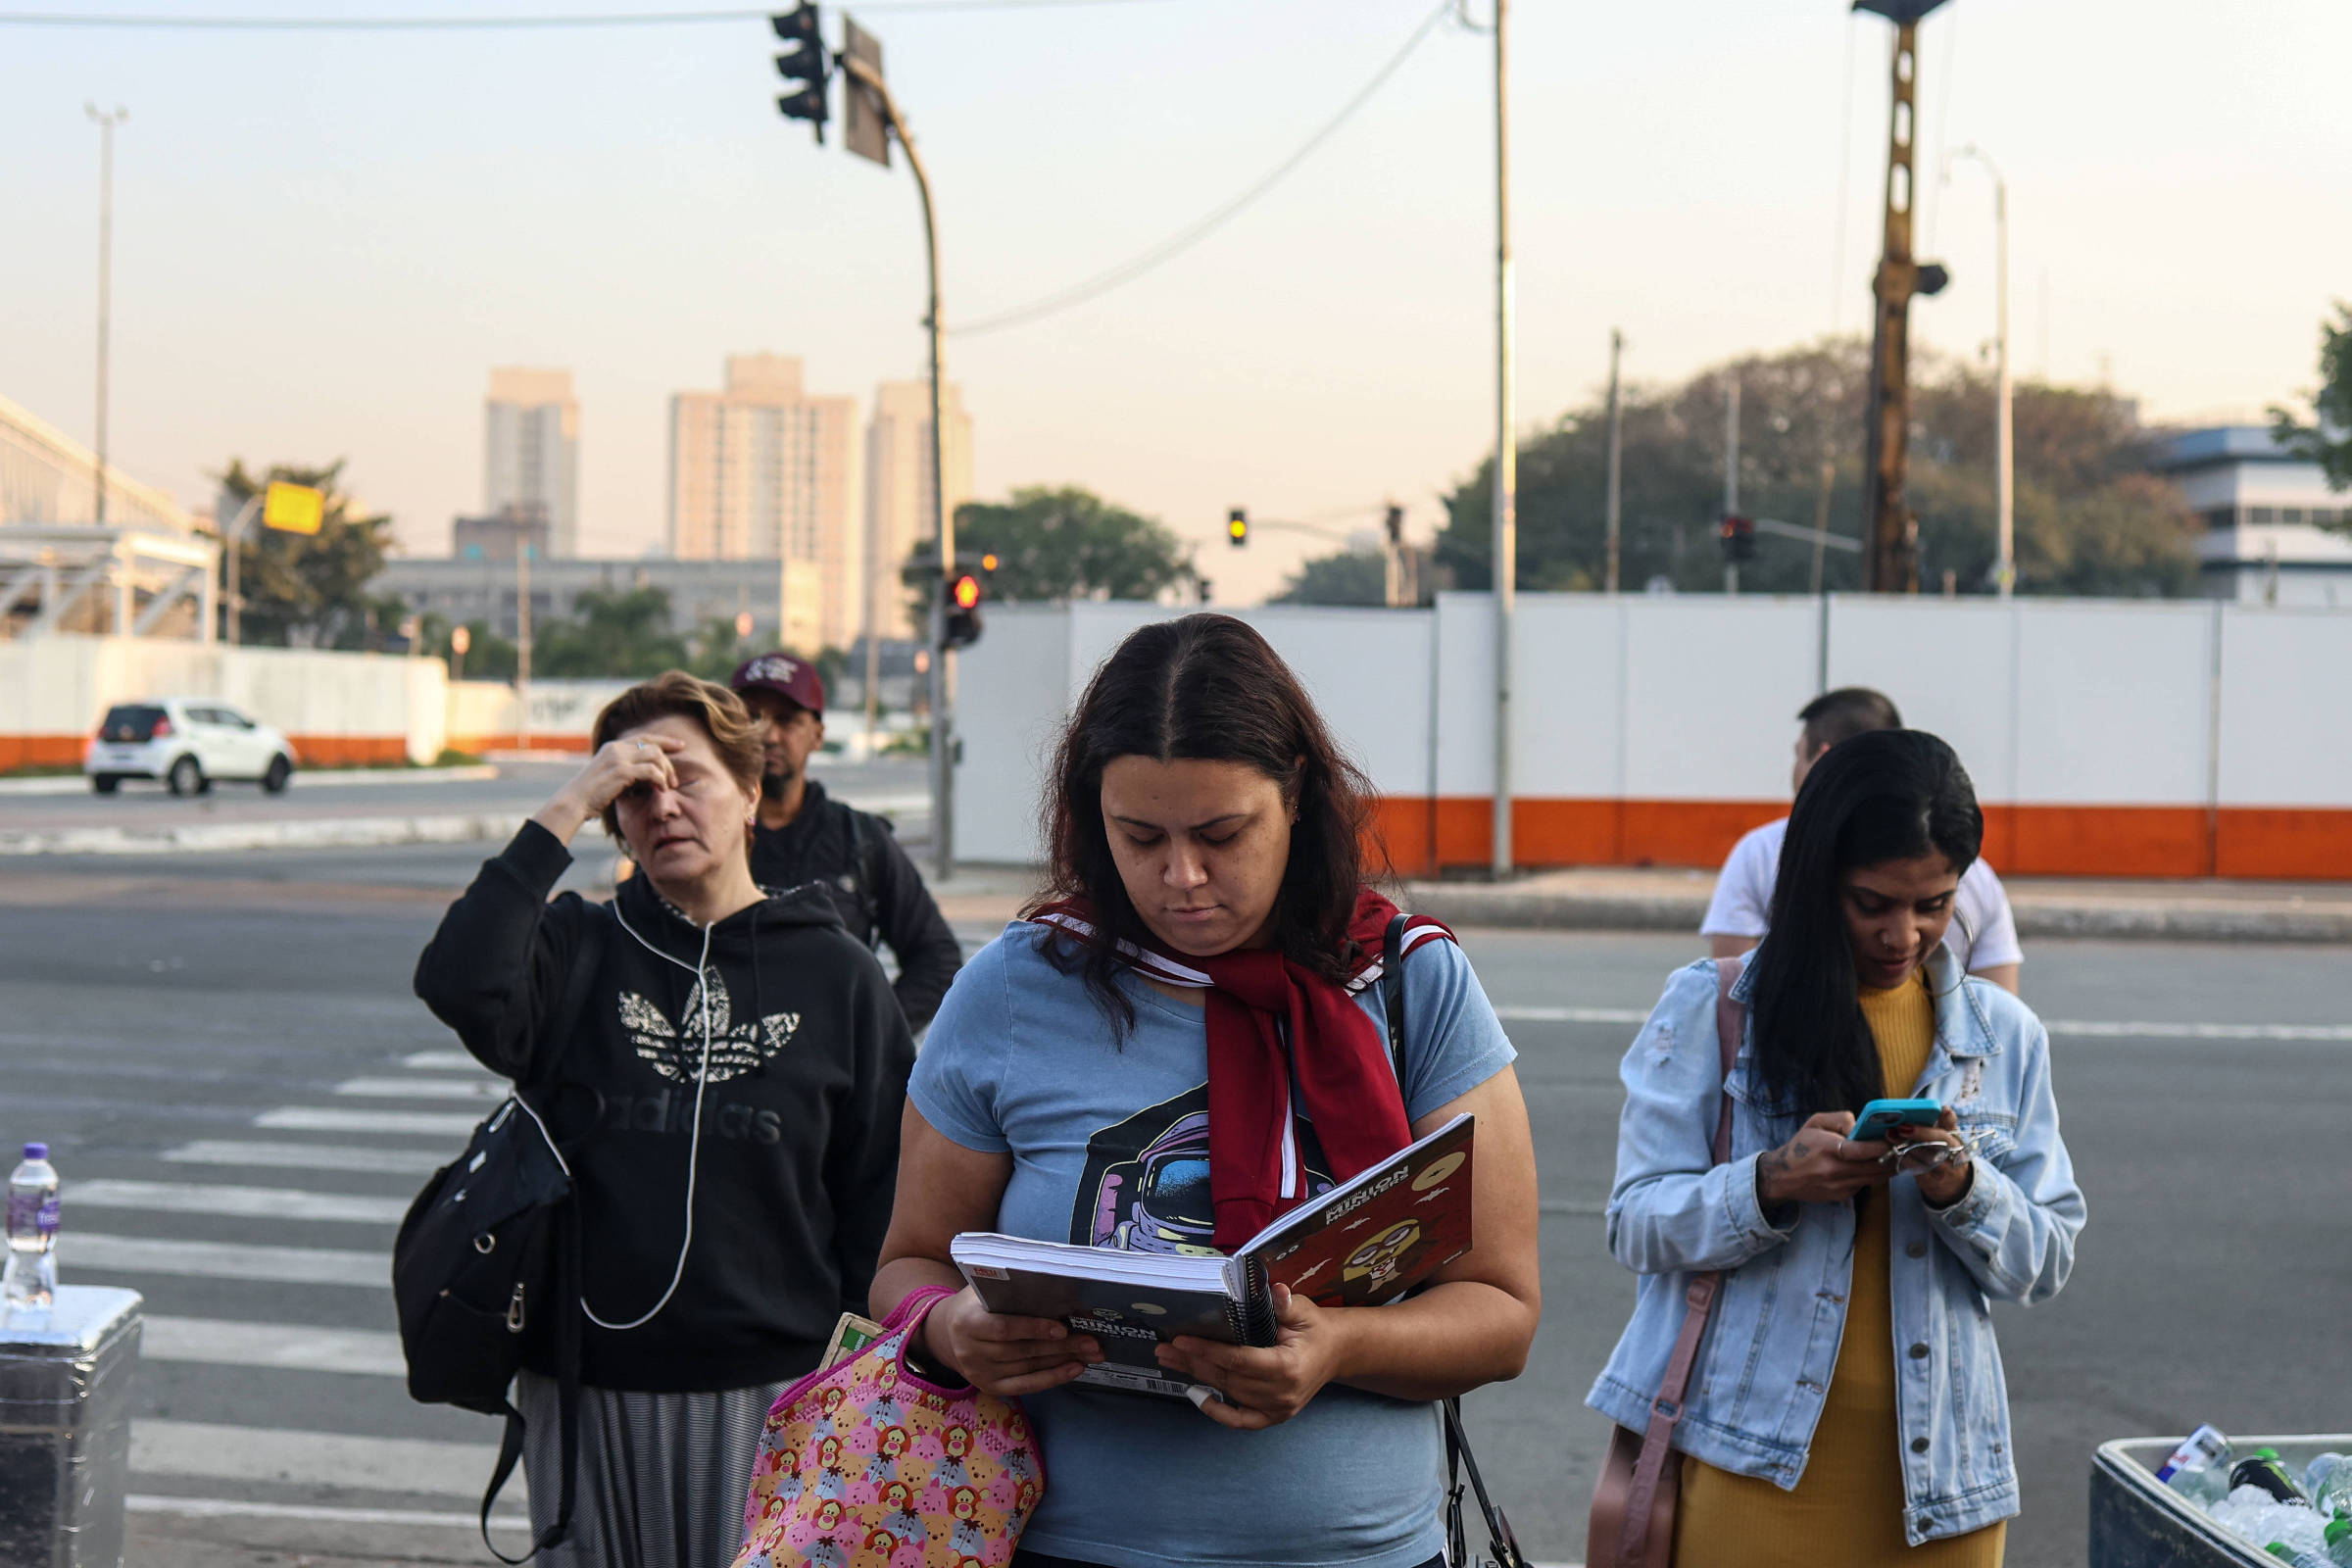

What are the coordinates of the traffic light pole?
(840, 54, 956, 881)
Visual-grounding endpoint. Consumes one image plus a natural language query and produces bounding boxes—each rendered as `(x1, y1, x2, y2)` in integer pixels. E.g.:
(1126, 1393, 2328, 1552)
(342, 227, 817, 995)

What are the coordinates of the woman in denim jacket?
(1588, 730, 2084, 1565)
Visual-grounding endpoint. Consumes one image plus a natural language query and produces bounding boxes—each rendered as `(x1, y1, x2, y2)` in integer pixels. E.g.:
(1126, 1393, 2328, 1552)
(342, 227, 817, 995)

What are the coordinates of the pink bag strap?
(1619, 956, 1745, 1566)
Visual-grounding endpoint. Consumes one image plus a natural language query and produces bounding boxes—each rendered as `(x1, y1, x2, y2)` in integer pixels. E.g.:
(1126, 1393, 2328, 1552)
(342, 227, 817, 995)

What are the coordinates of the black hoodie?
(414, 821, 915, 1393)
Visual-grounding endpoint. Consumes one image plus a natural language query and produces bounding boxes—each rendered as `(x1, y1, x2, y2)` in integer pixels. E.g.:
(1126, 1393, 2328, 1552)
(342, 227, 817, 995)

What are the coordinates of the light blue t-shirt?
(911, 920, 1518, 1568)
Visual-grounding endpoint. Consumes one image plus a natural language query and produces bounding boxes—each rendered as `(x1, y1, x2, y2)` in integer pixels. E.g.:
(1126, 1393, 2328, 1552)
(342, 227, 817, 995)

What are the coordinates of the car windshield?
(99, 705, 168, 742)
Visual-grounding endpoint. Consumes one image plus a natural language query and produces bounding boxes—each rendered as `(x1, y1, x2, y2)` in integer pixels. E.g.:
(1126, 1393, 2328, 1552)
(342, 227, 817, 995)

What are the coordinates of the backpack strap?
(843, 808, 884, 954)
(1616, 956, 1745, 1567)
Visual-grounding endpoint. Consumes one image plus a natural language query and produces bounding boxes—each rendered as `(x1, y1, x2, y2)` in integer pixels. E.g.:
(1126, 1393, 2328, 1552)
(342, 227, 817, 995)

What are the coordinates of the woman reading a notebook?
(871, 612, 1540, 1568)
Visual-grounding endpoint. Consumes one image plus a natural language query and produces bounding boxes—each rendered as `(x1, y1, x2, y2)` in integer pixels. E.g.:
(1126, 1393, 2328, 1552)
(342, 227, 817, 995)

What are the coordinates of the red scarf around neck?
(1031, 887, 1451, 1250)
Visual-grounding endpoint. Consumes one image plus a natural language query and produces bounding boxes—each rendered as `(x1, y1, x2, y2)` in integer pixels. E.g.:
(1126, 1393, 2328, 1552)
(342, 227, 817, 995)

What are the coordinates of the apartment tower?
(483, 368, 579, 557)
(864, 379, 972, 639)
(667, 355, 857, 653)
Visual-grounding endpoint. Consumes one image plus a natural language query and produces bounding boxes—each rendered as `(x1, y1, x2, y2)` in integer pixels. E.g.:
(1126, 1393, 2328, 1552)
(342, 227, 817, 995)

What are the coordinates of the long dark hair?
(1746, 728, 1984, 1120)
(1026, 613, 1381, 1034)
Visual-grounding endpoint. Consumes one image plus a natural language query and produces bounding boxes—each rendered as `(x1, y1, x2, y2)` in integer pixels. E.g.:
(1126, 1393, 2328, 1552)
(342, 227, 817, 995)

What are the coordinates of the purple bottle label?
(7, 1191, 58, 1238)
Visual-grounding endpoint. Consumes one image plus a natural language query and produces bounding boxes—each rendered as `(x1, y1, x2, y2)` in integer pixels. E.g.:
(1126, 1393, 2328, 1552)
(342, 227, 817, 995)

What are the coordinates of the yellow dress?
(1671, 973, 2006, 1566)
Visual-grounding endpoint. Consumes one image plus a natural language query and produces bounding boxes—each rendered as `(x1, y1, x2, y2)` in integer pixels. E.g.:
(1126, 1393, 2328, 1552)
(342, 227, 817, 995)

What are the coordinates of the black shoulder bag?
(392, 908, 606, 1562)
(1379, 913, 1530, 1568)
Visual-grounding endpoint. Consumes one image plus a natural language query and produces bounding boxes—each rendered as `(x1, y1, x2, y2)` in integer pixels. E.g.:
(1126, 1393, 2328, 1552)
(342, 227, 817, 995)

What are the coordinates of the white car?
(84, 698, 299, 796)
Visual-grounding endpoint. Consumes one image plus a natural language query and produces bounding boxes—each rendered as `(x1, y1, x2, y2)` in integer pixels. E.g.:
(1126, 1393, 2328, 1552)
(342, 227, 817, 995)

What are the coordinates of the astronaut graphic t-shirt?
(910, 921, 1516, 1568)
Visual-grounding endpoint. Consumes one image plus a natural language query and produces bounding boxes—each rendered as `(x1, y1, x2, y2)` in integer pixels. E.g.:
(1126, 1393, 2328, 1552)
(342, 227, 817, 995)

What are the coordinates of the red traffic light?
(952, 573, 981, 610)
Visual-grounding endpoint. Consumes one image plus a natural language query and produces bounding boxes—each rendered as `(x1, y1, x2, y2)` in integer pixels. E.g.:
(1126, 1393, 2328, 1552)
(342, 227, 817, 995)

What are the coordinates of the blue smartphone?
(1852, 1099, 1942, 1142)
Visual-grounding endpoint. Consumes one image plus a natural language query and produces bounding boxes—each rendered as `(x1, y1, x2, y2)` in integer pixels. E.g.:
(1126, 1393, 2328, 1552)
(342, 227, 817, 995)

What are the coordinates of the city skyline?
(3, 1, 2346, 605)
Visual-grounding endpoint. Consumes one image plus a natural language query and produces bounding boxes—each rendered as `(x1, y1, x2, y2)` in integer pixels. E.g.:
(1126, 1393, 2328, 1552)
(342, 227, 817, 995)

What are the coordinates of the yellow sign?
(263, 482, 324, 535)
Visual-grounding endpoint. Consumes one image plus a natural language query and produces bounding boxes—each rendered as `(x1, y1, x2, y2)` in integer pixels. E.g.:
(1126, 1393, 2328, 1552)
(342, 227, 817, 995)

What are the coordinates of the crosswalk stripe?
(257, 1106, 478, 1137)
(70, 1179, 409, 1225)
(128, 1495, 530, 1531)
(70, 1232, 386, 1287)
(131, 1419, 510, 1501)
(143, 1315, 405, 1377)
(335, 1076, 506, 1102)
(163, 1140, 448, 1175)
(401, 1050, 487, 1071)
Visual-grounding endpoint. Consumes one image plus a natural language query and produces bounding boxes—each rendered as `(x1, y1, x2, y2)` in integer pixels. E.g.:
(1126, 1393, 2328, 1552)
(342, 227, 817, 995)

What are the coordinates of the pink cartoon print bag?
(732, 1287, 1046, 1568)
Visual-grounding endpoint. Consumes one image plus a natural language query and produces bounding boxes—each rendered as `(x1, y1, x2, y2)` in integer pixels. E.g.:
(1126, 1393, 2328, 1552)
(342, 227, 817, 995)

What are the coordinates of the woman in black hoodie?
(415, 670, 915, 1568)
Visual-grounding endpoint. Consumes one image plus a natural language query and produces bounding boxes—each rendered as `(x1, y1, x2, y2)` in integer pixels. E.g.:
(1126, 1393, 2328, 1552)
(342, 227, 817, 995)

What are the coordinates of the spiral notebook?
(950, 1112, 1474, 1401)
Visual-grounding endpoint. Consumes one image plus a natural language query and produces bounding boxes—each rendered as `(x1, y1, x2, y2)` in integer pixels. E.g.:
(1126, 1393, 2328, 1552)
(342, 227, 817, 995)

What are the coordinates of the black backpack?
(392, 912, 605, 1561)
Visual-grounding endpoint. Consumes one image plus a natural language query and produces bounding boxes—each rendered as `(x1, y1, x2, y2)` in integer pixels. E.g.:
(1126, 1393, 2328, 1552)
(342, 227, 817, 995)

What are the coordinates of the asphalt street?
(0, 843, 2345, 1568)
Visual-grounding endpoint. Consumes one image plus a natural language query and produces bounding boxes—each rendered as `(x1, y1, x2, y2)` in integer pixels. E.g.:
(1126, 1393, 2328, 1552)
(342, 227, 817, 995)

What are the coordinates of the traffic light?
(942, 572, 982, 650)
(1718, 514, 1756, 564)
(979, 553, 999, 572)
(1384, 504, 1404, 546)
(771, 5, 828, 141)
(1227, 508, 1248, 547)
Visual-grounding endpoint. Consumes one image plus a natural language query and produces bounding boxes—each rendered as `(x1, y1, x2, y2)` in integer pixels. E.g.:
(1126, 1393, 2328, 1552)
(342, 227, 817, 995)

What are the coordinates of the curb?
(0, 811, 522, 857)
(1401, 885, 2352, 945)
(0, 765, 500, 797)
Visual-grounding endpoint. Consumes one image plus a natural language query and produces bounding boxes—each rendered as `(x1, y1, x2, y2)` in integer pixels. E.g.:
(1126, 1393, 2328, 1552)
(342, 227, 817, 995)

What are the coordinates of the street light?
(85, 104, 127, 527)
(1948, 143, 2014, 598)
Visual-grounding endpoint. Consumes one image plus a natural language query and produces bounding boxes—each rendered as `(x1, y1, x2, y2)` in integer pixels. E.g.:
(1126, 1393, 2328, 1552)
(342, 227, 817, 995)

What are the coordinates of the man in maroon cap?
(731, 651, 962, 1029)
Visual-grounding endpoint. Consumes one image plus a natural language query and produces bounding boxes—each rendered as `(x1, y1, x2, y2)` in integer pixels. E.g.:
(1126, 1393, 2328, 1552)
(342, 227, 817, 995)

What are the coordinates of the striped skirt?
(517, 1370, 789, 1568)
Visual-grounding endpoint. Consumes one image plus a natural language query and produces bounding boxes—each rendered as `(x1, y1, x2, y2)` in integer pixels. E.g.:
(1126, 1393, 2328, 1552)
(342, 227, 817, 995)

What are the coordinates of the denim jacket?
(1585, 947, 2085, 1545)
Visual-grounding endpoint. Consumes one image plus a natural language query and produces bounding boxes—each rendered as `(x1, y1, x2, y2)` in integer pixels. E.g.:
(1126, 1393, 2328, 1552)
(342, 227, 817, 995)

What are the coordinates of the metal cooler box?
(2091, 1432, 2352, 1568)
(0, 1287, 142, 1568)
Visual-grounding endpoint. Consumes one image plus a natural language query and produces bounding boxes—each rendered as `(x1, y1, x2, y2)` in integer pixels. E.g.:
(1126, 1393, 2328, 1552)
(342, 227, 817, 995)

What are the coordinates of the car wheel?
(262, 756, 292, 794)
(166, 756, 205, 797)
(90, 774, 121, 795)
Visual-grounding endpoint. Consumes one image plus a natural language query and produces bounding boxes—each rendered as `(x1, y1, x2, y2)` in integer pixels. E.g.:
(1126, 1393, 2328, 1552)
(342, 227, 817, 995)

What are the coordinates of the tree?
(532, 586, 692, 678)
(928, 487, 1198, 607)
(217, 459, 397, 647)
(2270, 301, 2352, 518)
(1434, 338, 2198, 599)
(1272, 551, 1390, 606)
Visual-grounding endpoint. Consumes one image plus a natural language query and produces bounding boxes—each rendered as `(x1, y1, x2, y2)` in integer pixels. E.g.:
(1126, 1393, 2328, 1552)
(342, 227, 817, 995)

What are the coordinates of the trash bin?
(2091, 1433, 2352, 1568)
(0, 1287, 142, 1568)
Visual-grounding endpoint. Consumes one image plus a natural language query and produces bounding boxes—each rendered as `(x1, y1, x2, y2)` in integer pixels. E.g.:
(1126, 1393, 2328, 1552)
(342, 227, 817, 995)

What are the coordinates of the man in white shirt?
(1700, 687, 2024, 992)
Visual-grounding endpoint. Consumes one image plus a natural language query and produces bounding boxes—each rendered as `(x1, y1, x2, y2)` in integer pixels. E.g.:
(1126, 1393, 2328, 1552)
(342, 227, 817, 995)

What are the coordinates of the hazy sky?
(6, 0, 2347, 605)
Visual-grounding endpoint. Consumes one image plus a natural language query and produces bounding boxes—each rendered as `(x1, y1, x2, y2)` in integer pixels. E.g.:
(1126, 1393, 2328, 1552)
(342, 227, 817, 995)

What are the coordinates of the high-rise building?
(484, 368, 579, 558)
(668, 355, 857, 653)
(864, 379, 973, 639)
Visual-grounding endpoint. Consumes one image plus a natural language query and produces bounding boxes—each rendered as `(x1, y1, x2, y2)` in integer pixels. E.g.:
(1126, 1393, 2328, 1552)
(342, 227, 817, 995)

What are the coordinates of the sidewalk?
(934, 865, 2352, 944)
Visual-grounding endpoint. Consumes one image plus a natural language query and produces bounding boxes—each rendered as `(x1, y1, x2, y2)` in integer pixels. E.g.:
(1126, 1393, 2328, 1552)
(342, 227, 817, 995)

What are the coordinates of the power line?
(952, 0, 1456, 337)
(0, 0, 1171, 28)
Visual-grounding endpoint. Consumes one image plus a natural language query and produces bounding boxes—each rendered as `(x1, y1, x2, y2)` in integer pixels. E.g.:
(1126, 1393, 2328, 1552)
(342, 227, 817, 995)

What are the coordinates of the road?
(0, 843, 2345, 1567)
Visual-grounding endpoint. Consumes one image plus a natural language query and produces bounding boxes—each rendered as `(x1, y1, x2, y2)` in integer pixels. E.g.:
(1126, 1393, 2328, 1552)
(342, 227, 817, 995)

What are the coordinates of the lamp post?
(1950, 143, 2013, 597)
(85, 104, 127, 526)
(1490, 0, 1515, 879)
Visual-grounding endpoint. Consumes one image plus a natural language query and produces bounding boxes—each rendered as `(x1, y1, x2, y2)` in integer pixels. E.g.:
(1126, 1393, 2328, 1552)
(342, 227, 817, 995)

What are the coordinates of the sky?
(4, 0, 2348, 606)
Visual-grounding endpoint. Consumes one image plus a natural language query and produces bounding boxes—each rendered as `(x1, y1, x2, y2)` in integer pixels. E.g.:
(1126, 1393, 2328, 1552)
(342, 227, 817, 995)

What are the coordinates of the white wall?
(2217, 606, 2352, 808)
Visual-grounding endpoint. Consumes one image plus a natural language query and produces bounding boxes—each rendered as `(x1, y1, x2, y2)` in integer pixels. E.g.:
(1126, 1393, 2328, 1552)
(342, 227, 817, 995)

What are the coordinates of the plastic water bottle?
(2326, 1516, 2352, 1568)
(2161, 1425, 2235, 1505)
(2271, 1542, 2332, 1568)
(3, 1143, 59, 1310)
(2304, 1453, 2352, 1521)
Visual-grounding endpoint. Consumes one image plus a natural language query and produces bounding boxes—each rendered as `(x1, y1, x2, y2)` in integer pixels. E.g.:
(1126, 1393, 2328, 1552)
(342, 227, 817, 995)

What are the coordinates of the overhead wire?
(0, 0, 1173, 28)
(951, 0, 1457, 337)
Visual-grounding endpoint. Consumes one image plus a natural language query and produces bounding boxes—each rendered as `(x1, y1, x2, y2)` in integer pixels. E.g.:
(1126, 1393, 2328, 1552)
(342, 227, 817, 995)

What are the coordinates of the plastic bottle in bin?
(2324, 1516, 2352, 1567)
(2237, 1449, 2318, 1508)
(3, 1142, 59, 1310)
(2305, 1453, 2352, 1520)
(2159, 1424, 2235, 1504)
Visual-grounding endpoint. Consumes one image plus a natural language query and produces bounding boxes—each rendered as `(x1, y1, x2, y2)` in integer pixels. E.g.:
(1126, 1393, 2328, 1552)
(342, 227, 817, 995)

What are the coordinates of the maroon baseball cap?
(730, 651, 825, 716)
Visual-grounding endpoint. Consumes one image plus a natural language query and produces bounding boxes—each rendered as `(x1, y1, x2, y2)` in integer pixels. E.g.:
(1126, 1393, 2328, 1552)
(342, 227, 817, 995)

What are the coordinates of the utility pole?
(833, 22, 956, 880)
(515, 541, 533, 752)
(1490, 0, 1515, 880)
(1810, 458, 1837, 596)
(85, 105, 126, 527)
(1952, 144, 2014, 597)
(1855, 0, 1950, 595)
(1723, 375, 1741, 596)
(1603, 328, 1624, 595)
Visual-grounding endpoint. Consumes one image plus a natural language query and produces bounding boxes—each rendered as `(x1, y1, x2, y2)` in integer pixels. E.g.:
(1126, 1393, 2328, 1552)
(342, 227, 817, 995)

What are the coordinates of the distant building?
(667, 355, 856, 653)
(374, 555, 795, 644)
(2145, 425, 2352, 607)
(865, 379, 972, 638)
(452, 502, 551, 564)
(485, 368, 579, 558)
